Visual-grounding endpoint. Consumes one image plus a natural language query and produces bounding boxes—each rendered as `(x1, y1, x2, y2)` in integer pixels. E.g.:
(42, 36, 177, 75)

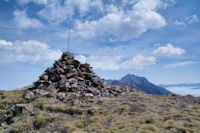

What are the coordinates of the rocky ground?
(0, 87, 200, 133)
(0, 52, 200, 133)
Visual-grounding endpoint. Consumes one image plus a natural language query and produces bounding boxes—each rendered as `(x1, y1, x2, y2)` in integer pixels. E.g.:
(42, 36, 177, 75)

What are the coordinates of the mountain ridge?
(106, 74, 172, 95)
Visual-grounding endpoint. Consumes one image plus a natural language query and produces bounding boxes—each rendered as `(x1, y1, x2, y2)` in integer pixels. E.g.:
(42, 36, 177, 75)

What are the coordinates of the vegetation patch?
(44, 105, 83, 115)
(33, 116, 57, 129)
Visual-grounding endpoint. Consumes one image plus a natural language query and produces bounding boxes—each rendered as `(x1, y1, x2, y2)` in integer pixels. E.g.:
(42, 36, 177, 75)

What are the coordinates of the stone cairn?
(29, 52, 129, 98)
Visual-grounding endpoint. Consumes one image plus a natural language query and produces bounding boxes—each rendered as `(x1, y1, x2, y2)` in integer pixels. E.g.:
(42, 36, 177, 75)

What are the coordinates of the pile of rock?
(29, 52, 129, 97)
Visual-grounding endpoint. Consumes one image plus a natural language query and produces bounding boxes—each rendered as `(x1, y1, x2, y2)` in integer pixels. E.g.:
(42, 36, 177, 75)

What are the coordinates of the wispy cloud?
(13, 10, 44, 29)
(0, 40, 62, 63)
(0, 40, 13, 46)
(173, 14, 199, 26)
(187, 14, 199, 24)
(164, 61, 196, 68)
(75, 54, 156, 70)
(173, 20, 186, 26)
(154, 43, 185, 56)
(38, 1, 74, 24)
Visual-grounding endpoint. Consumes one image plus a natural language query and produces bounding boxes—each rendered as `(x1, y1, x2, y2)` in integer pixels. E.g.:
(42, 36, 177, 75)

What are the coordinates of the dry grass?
(0, 87, 200, 132)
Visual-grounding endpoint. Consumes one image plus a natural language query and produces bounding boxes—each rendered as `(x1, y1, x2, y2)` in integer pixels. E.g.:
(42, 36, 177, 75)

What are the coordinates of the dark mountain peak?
(106, 74, 172, 95)
(121, 74, 148, 84)
(122, 74, 136, 79)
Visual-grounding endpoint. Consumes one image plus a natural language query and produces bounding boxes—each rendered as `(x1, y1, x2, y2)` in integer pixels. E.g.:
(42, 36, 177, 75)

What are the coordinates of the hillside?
(0, 52, 199, 133)
(106, 74, 172, 95)
(0, 87, 200, 132)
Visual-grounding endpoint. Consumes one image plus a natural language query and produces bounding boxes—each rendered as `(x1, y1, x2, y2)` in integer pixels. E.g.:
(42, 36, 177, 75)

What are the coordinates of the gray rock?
(59, 79, 66, 87)
(68, 78, 77, 84)
(46, 84, 56, 91)
(85, 93, 94, 97)
(37, 84, 43, 89)
(24, 91, 35, 100)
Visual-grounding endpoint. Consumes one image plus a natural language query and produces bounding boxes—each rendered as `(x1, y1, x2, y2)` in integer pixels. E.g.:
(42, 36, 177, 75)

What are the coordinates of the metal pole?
(67, 25, 70, 53)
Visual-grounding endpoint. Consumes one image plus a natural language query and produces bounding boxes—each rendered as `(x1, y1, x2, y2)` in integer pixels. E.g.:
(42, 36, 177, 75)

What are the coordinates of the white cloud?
(173, 20, 186, 26)
(0, 40, 62, 63)
(38, 1, 74, 24)
(13, 10, 44, 29)
(74, 0, 166, 40)
(121, 55, 156, 69)
(87, 56, 122, 70)
(173, 14, 199, 26)
(14, 0, 167, 40)
(164, 61, 196, 68)
(187, 14, 199, 24)
(154, 43, 185, 56)
(166, 86, 200, 97)
(37, 0, 103, 24)
(75, 54, 156, 70)
(0, 40, 13, 46)
(75, 55, 87, 64)
(73, 0, 103, 16)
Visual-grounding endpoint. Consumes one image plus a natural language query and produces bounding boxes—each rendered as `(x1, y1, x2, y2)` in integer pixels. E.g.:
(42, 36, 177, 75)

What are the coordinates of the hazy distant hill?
(106, 74, 172, 95)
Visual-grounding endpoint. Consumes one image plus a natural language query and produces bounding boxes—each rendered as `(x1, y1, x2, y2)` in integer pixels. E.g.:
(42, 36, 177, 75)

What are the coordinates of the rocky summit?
(28, 52, 129, 98)
(0, 53, 200, 133)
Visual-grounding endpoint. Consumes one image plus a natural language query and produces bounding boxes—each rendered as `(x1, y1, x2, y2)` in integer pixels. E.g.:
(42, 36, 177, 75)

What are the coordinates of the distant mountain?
(106, 74, 172, 95)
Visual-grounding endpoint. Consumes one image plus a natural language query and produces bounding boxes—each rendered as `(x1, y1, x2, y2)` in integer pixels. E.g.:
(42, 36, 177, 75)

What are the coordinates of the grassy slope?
(0, 87, 200, 133)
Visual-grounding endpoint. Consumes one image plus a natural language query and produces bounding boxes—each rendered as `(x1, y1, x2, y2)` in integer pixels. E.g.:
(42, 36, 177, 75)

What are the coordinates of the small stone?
(71, 83, 78, 88)
(46, 84, 56, 91)
(68, 78, 77, 84)
(73, 60, 80, 67)
(66, 52, 75, 58)
(69, 68, 78, 74)
(60, 74, 66, 79)
(111, 86, 121, 91)
(43, 75, 48, 81)
(86, 73, 94, 79)
(92, 89, 100, 96)
(59, 79, 66, 86)
(66, 73, 74, 79)
(78, 77, 84, 81)
(57, 92, 66, 100)
(46, 68, 56, 74)
(80, 67, 85, 72)
(65, 82, 70, 88)
(40, 74, 48, 81)
(85, 93, 94, 97)
(37, 84, 43, 89)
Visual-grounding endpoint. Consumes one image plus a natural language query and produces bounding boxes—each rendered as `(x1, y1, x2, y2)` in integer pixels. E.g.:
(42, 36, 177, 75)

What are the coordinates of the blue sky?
(0, 0, 200, 90)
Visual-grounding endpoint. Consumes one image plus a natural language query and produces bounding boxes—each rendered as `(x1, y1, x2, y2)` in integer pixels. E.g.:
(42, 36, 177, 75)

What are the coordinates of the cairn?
(29, 52, 129, 97)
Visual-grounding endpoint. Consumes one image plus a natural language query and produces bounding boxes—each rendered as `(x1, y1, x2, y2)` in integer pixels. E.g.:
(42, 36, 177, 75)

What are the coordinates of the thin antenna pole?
(67, 25, 71, 52)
